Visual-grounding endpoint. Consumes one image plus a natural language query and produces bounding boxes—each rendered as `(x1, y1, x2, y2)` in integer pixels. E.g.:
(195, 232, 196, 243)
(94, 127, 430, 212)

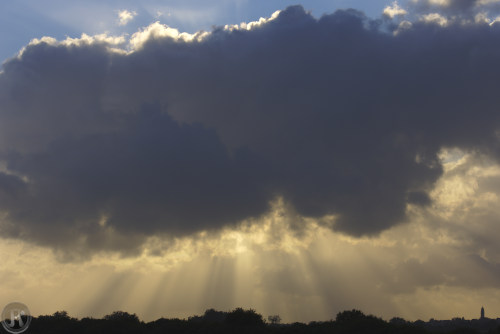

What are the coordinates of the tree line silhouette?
(20, 308, 500, 334)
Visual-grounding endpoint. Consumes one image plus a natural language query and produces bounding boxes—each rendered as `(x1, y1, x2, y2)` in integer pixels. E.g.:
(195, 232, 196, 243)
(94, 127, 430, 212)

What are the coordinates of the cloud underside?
(1, 5, 500, 256)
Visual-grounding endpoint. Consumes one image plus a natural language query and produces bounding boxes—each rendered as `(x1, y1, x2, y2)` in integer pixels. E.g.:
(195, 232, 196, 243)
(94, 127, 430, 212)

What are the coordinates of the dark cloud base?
(1, 5, 500, 255)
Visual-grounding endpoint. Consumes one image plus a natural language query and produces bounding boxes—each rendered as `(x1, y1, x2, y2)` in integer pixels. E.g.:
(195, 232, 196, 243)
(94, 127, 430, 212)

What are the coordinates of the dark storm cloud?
(1, 5, 500, 254)
(4, 106, 269, 234)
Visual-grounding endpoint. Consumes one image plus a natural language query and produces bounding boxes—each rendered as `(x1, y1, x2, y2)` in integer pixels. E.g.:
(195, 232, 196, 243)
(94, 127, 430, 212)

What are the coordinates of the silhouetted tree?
(52, 311, 71, 320)
(336, 309, 368, 323)
(102, 311, 141, 334)
(31, 310, 79, 334)
(203, 308, 228, 323)
(335, 309, 388, 334)
(226, 308, 265, 327)
(103, 311, 140, 323)
(268, 314, 281, 325)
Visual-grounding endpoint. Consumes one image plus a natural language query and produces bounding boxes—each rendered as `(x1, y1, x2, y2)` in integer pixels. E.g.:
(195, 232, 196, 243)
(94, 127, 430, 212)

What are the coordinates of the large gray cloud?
(1, 5, 500, 255)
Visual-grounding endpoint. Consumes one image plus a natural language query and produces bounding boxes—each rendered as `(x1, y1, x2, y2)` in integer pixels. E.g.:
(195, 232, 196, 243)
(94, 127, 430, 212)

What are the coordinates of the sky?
(3, 0, 500, 324)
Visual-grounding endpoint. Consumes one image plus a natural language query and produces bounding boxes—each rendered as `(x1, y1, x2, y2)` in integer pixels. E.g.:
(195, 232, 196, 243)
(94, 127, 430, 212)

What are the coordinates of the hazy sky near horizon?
(3, 0, 500, 324)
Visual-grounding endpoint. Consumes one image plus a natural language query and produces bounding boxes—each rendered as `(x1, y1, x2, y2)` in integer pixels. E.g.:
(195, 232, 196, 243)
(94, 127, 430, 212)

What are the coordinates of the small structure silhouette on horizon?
(481, 306, 485, 320)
